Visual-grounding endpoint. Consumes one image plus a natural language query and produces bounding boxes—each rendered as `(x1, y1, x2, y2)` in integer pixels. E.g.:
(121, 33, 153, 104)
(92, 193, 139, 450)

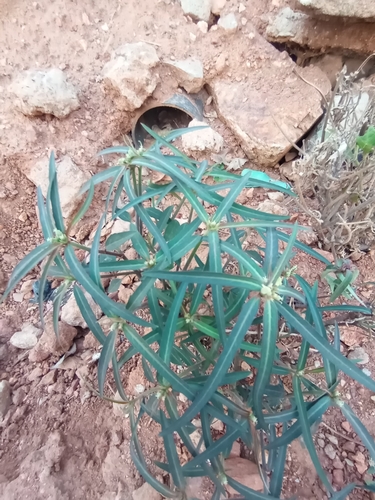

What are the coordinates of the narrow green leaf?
(271, 224, 298, 285)
(184, 427, 243, 470)
(89, 215, 105, 291)
(48, 152, 65, 232)
(112, 353, 128, 401)
(330, 484, 356, 500)
(160, 284, 186, 365)
(341, 403, 375, 463)
(72, 180, 95, 227)
(38, 248, 60, 325)
(263, 228, 279, 277)
(160, 411, 186, 490)
(293, 376, 333, 493)
(1, 242, 57, 302)
(213, 171, 251, 223)
(123, 170, 172, 263)
(221, 241, 265, 281)
(123, 325, 195, 399)
(192, 319, 262, 354)
(127, 277, 155, 312)
(269, 230, 331, 265)
(37, 186, 53, 238)
(269, 424, 287, 497)
(330, 270, 355, 302)
(267, 395, 331, 449)
(73, 286, 106, 344)
(98, 328, 117, 397)
(130, 431, 175, 498)
(116, 186, 167, 217)
(79, 166, 122, 194)
(208, 230, 226, 345)
(277, 302, 375, 393)
(222, 221, 299, 231)
(252, 300, 279, 429)
(145, 270, 263, 291)
(52, 281, 70, 338)
(105, 231, 136, 252)
(175, 181, 209, 222)
(320, 305, 371, 314)
(65, 245, 151, 327)
(159, 297, 260, 437)
(98, 259, 146, 273)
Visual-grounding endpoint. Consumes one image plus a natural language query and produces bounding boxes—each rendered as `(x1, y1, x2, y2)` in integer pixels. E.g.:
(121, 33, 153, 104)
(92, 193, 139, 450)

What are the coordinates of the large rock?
(0, 381, 11, 419)
(266, 7, 375, 55)
(103, 42, 160, 111)
(298, 0, 375, 20)
(180, 0, 211, 21)
(224, 457, 263, 495)
(10, 323, 41, 349)
(10, 68, 79, 118)
(166, 58, 204, 93)
(29, 318, 78, 363)
(208, 29, 330, 167)
(61, 291, 101, 328)
(26, 155, 91, 219)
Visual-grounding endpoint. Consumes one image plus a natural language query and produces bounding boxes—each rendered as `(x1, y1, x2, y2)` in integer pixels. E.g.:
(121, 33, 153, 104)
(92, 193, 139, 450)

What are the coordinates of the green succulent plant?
(2, 126, 375, 499)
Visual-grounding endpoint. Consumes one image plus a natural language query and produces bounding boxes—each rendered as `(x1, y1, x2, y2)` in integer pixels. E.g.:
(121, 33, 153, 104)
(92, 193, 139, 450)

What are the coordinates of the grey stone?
(324, 443, 336, 460)
(132, 482, 162, 500)
(348, 347, 369, 365)
(0, 380, 11, 419)
(327, 435, 339, 446)
(103, 42, 160, 111)
(11, 68, 79, 118)
(10, 323, 41, 349)
(218, 13, 238, 33)
(12, 387, 26, 406)
(298, 0, 375, 20)
(61, 291, 101, 328)
(332, 468, 344, 487)
(25, 155, 91, 219)
(28, 367, 43, 382)
(182, 119, 224, 153)
(166, 58, 204, 93)
(180, 0, 211, 21)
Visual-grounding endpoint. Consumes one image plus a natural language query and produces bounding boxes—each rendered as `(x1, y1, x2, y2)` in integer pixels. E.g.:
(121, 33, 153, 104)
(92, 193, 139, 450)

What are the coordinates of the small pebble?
(327, 435, 339, 446)
(324, 443, 336, 460)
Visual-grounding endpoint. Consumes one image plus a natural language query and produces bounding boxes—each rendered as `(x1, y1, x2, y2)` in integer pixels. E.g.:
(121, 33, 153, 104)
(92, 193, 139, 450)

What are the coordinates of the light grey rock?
(103, 42, 160, 111)
(0, 381, 11, 419)
(211, 0, 226, 15)
(26, 155, 91, 219)
(11, 68, 79, 118)
(348, 346, 369, 365)
(182, 119, 224, 153)
(10, 323, 41, 349)
(61, 291, 101, 328)
(166, 58, 204, 93)
(180, 0, 211, 21)
(218, 13, 238, 33)
(324, 443, 336, 460)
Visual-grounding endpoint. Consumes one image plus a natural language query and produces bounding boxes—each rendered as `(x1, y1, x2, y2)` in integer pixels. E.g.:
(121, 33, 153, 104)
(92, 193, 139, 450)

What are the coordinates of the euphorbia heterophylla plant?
(2, 126, 375, 499)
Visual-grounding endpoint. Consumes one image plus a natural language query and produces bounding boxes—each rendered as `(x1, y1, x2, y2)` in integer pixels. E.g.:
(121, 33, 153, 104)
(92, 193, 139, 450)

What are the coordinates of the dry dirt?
(1, 0, 375, 499)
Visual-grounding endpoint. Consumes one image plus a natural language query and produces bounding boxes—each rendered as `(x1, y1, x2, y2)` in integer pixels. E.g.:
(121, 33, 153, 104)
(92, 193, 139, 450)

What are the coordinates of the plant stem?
(69, 240, 124, 258)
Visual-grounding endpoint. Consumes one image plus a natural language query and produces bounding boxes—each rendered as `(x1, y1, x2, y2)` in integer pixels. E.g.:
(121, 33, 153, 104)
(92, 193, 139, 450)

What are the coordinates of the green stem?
(69, 241, 124, 258)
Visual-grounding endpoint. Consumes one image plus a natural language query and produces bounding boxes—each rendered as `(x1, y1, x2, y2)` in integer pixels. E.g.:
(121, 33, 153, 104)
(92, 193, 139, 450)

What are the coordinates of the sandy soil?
(1, 0, 375, 499)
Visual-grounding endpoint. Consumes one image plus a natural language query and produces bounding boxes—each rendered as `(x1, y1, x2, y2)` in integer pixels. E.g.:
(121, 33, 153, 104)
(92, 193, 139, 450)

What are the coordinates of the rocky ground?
(1, 0, 375, 498)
